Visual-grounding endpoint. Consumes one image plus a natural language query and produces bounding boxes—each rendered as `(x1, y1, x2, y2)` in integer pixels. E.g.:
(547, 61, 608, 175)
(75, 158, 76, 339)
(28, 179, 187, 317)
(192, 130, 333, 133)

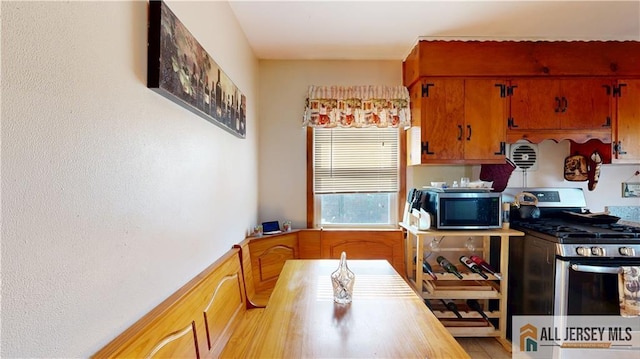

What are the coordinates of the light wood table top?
(243, 259, 470, 358)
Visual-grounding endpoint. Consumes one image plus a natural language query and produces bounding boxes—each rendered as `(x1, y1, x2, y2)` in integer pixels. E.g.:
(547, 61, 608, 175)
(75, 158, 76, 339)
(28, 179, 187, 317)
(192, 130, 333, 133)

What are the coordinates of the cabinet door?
(522, 236, 555, 315)
(464, 79, 508, 161)
(614, 79, 640, 162)
(560, 79, 613, 130)
(509, 79, 559, 130)
(417, 78, 465, 162)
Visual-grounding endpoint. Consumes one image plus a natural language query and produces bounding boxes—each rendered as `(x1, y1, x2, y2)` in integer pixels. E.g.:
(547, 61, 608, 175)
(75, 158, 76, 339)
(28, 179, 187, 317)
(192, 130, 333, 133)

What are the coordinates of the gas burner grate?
(512, 219, 640, 239)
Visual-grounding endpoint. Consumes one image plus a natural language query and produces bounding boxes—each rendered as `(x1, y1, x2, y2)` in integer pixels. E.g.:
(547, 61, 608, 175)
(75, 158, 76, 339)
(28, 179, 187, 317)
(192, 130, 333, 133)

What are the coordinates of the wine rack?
(400, 213, 524, 349)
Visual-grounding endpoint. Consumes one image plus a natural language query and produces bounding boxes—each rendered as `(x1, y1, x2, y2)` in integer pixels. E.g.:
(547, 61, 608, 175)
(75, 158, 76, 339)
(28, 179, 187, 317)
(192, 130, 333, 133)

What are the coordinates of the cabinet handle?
(602, 84, 612, 96)
(613, 83, 627, 97)
(421, 141, 435, 155)
(495, 84, 507, 98)
(554, 97, 561, 112)
(507, 85, 517, 96)
(494, 142, 506, 155)
(421, 83, 435, 97)
(508, 117, 518, 128)
(457, 125, 463, 140)
(602, 117, 611, 127)
(561, 97, 568, 112)
(467, 125, 472, 141)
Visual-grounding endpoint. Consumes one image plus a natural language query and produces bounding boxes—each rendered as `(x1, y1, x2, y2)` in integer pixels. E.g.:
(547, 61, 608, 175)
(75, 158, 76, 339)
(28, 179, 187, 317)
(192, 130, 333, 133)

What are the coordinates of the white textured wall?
(1, 1, 258, 357)
(257, 60, 402, 228)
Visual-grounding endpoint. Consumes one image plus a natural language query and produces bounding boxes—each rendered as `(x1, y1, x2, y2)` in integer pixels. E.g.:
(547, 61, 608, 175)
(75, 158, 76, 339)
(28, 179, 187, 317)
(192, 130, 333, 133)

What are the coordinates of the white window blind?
(314, 127, 399, 194)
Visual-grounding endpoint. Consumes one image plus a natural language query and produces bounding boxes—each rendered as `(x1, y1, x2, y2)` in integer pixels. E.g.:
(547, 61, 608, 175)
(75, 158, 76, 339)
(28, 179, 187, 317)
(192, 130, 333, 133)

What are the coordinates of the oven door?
(555, 257, 640, 316)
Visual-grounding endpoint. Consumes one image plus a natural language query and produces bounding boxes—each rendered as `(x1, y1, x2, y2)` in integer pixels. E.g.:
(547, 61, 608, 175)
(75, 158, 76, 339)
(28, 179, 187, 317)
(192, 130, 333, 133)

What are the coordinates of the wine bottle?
(423, 260, 439, 280)
(440, 299, 463, 318)
(466, 299, 490, 321)
(459, 255, 489, 279)
(414, 256, 438, 280)
(470, 255, 502, 280)
(436, 256, 463, 279)
(424, 299, 433, 311)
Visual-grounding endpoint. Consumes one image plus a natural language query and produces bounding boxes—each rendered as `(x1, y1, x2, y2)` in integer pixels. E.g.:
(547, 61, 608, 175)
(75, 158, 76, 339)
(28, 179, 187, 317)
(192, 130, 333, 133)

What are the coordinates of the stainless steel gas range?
(502, 188, 640, 339)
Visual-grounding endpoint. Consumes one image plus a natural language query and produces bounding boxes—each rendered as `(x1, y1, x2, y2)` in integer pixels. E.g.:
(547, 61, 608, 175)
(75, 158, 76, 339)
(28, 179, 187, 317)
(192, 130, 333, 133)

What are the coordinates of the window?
(313, 127, 399, 228)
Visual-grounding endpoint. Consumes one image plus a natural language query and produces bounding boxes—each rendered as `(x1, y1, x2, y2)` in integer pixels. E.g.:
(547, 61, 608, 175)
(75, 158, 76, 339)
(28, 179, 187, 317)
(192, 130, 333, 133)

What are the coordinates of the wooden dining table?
(242, 259, 470, 358)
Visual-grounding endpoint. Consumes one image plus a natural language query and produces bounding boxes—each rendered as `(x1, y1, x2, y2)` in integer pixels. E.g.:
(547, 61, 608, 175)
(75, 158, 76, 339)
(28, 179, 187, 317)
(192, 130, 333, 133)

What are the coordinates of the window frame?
(306, 127, 406, 229)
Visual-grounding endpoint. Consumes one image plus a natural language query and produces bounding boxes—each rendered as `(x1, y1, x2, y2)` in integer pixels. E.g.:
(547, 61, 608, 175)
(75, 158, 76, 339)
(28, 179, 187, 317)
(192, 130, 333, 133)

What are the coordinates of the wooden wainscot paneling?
(93, 249, 249, 359)
(248, 232, 299, 293)
(320, 229, 405, 276)
(297, 229, 322, 259)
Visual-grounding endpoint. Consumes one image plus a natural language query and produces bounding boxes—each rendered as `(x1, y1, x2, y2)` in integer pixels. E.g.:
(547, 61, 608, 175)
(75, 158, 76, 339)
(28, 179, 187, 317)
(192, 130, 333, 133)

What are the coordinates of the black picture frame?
(148, 0, 246, 138)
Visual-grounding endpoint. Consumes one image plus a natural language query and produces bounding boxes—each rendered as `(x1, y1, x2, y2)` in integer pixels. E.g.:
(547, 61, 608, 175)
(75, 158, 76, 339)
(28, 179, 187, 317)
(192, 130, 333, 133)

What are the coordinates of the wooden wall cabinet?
(403, 41, 640, 148)
(408, 78, 507, 165)
(507, 78, 614, 143)
(403, 41, 640, 88)
(613, 79, 640, 163)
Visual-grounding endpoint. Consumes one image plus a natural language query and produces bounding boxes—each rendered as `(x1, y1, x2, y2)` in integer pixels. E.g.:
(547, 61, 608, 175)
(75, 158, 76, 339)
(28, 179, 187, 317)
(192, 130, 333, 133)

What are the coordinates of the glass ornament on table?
(331, 251, 355, 304)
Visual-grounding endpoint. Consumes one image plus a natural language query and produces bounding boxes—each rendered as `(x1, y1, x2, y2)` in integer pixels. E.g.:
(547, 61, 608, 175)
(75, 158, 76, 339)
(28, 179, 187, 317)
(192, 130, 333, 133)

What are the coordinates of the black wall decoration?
(148, 0, 246, 138)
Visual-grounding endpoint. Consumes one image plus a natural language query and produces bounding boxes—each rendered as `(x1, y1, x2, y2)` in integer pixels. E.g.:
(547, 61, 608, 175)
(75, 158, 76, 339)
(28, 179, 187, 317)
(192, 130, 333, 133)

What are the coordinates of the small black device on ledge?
(261, 221, 282, 235)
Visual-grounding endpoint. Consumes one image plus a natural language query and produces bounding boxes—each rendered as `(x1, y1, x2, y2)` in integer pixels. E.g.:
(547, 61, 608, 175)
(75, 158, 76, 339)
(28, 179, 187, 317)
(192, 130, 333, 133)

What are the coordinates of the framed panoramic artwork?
(148, 0, 246, 138)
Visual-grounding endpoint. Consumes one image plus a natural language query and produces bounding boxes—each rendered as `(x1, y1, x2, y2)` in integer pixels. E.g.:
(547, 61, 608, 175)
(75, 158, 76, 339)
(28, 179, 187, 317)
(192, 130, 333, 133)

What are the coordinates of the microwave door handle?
(570, 264, 621, 275)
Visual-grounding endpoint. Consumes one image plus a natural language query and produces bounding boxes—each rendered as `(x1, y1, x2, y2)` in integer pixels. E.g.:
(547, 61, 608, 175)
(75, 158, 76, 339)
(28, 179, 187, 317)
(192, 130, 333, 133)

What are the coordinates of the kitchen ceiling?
(228, 0, 640, 60)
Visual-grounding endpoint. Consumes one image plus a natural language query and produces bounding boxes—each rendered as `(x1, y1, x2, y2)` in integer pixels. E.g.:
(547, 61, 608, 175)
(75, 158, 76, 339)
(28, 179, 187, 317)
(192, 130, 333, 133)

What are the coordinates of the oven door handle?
(571, 264, 622, 275)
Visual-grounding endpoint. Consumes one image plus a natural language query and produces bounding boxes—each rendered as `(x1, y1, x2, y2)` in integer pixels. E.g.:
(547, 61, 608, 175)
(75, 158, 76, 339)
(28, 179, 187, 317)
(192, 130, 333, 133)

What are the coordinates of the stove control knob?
(619, 247, 636, 256)
(576, 247, 590, 256)
(591, 247, 606, 257)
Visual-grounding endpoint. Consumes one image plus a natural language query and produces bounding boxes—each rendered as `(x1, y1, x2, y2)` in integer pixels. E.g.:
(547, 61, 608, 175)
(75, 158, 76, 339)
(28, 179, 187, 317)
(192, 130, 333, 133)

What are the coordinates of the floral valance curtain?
(302, 85, 411, 128)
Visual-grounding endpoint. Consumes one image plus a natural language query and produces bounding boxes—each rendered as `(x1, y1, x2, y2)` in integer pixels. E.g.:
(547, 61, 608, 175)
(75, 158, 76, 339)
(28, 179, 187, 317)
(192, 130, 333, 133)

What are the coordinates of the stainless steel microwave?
(422, 190, 502, 230)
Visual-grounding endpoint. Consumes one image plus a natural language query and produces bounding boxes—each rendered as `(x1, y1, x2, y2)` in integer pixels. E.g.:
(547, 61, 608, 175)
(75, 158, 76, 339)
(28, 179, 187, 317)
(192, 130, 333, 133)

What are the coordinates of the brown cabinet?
(507, 78, 613, 143)
(613, 79, 640, 163)
(408, 78, 507, 165)
(403, 41, 640, 88)
(403, 41, 640, 148)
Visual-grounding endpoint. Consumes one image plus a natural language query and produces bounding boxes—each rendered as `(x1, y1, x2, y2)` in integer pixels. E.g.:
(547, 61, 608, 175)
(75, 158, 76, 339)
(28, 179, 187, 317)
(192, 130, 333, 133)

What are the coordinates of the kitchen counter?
(399, 222, 525, 237)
